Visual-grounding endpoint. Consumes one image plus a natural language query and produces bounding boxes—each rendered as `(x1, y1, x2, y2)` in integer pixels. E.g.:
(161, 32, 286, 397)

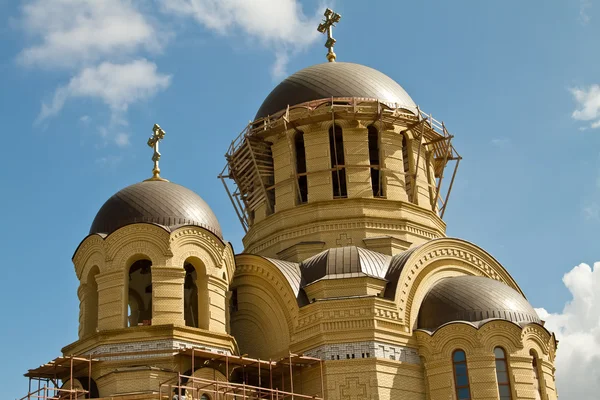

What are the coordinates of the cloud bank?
(535, 262, 600, 399)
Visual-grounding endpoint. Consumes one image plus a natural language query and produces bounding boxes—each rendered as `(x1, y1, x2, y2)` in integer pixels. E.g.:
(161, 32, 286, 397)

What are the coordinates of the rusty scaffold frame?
(219, 97, 462, 232)
(20, 355, 95, 400)
(160, 349, 325, 400)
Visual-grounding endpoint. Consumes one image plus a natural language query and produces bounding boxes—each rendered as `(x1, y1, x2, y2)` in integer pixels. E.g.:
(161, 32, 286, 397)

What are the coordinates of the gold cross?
(146, 123, 167, 181)
(317, 8, 341, 62)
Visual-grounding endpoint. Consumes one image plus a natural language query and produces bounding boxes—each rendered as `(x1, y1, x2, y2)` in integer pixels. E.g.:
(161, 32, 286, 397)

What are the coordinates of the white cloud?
(18, 0, 163, 69)
(37, 59, 171, 124)
(571, 85, 600, 129)
(491, 137, 510, 147)
(159, 0, 324, 77)
(535, 262, 600, 399)
(115, 133, 131, 147)
(580, 0, 592, 25)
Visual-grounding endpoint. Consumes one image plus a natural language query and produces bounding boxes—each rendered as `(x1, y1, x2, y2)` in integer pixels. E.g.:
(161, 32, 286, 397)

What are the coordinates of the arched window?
(200, 394, 210, 400)
(368, 125, 383, 197)
(83, 266, 99, 336)
(184, 263, 199, 328)
(452, 350, 471, 400)
(294, 131, 308, 203)
(127, 259, 152, 327)
(401, 133, 412, 201)
(531, 350, 543, 400)
(495, 347, 512, 400)
(184, 257, 210, 329)
(329, 124, 347, 198)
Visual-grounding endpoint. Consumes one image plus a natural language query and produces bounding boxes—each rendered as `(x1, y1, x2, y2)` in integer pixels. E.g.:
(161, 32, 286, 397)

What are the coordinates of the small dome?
(255, 62, 417, 119)
(417, 276, 541, 331)
(90, 180, 222, 238)
(300, 246, 390, 286)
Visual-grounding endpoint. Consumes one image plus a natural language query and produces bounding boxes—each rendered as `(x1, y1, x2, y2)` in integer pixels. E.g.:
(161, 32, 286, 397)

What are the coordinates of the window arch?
(184, 257, 209, 329)
(127, 259, 152, 327)
(495, 347, 512, 400)
(530, 350, 543, 400)
(452, 350, 471, 400)
(368, 125, 383, 197)
(294, 130, 308, 203)
(83, 266, 99, 336)
(184, 263, 199, 328)
(329, 124, 347, 198)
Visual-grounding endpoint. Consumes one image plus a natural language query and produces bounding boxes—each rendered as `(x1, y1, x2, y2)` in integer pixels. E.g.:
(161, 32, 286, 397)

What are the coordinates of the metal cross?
(317, 8, 341, 62)
(147, 123, 166, 181)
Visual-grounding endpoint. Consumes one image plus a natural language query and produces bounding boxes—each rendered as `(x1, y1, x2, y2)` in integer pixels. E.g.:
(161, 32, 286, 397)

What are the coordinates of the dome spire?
(145, 123, 169, 182)
(317, 8, 341, 62)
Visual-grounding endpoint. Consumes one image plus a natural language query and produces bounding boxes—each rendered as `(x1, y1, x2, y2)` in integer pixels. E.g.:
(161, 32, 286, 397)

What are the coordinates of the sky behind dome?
(1, 0, 599, 398)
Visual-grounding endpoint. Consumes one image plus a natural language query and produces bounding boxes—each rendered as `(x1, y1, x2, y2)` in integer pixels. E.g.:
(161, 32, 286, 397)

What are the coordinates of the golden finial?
(317, 8, 341, 62)
(144, 123, 169, 182)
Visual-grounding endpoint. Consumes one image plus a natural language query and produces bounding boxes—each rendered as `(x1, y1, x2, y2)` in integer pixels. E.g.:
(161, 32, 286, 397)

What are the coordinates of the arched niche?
(126, 256, 153, 327)
(83, 266, 100, 337)
(184, 256, 209, 330)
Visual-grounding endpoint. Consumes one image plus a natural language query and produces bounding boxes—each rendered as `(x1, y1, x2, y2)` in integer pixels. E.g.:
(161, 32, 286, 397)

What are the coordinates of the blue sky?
(1, 0, 600, 398)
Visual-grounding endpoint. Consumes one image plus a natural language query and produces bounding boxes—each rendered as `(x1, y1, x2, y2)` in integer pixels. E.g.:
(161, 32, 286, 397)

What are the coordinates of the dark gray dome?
(90, 180, 222, 238)
(300, 246, 390, 286)
(255, 62, 417, 119)
(417, 276, 541, 331)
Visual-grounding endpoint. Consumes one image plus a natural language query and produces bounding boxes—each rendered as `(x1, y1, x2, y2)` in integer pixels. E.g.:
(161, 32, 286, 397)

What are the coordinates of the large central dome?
(255, 62, 417, 119)
(90, 180, 222, 238)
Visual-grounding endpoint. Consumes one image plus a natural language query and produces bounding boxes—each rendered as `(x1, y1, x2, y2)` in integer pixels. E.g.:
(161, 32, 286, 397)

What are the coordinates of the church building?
(20, 9, 558, 400)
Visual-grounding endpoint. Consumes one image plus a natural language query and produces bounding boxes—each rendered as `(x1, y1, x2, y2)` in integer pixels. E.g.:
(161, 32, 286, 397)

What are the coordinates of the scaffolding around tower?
(219, 97, 462, 232)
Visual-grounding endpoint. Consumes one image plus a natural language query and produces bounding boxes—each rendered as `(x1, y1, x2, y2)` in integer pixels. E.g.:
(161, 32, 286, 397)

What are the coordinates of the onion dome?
(300, 246, 390, 285)
(417, 276, 541, 331)
(255, 62, 417, 119)
(90, 180, 222, 238)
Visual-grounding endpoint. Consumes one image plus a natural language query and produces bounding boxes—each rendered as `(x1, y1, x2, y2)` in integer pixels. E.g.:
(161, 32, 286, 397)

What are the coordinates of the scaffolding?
(219, 97, 462, 232)
(161, 349, 324, 400)
(19, 349, 324, 400)
(20, 355, 94, 400)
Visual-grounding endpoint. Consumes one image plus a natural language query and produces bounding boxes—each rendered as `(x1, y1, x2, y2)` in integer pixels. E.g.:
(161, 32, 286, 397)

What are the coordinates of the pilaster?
(304, 126, 333, 202)
(272, 135, 296, 211)
(207, 275, 228, 333)
(380, 130, 408, 202)
(151, 267, 185, 326)
(96, 270, 126, 330)
(342, 125, 371, 198)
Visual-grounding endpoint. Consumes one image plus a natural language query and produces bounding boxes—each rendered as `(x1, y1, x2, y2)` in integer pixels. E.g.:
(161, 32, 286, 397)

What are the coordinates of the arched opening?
(184, 263, 199, 328)
(329, 124, 347, 198)
(495, 347, 512, 400)
(184, 257, 210, 329)
(530, 349, 543, 400)
(83, 266, 99, 336)
(127, 259, 152, 327)
(294, 130, 308, 204)
(452, 349, 471, 400)
(401, 133, 412, 201)
(368, 125, 383, 197)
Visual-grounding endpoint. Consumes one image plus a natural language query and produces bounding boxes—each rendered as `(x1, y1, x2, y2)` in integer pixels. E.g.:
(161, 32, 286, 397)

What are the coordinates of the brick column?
(422, 359, 454, 399)
(304, 127, 333, 202)
(468, 354, 501, 400)
(96, 270, 126, 330)
(77, 283, 86, 339)
(343, 126, 371, 198)
(510, 355, 537, 400)
(272, 137, 296, 211)
(207, 275, 228, 334)
(380, 130, 408, 202)
(151, 267, 185, 326)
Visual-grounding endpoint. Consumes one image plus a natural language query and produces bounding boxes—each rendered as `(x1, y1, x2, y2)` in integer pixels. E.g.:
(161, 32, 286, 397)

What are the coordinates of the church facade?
(21, 9, 557, 400)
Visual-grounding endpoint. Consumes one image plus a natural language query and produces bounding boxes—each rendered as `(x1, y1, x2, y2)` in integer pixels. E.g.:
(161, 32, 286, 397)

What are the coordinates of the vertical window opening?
(495, 347, 512, 400)
(184, 263, 199, 328)
(368, 125, 383, 197)
(452, 350, 471, 400)
(84, 266, 99, 336)
(531, 350, 543, 400)
(127, 259, 152, 327)
(231, 289, 238, 312)
(329, 124, 347, 198)
(294, 131, 308, 203)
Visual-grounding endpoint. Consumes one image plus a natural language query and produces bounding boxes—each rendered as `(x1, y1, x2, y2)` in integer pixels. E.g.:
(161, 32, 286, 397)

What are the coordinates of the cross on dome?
(317, 8, 341, 62)
(146, 123, 168, 181)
